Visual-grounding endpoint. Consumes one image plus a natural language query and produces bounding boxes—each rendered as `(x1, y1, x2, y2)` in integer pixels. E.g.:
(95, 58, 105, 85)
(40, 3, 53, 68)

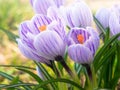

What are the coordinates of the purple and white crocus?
(95, 4, 120, 37)
(67, 27, 100, 64)
(95, 8, 111, 33)
(17, 10, 66, 63)
(109, 4, 120, 38)
(30, 0, 66, 14)
(60, 0, 93, 28)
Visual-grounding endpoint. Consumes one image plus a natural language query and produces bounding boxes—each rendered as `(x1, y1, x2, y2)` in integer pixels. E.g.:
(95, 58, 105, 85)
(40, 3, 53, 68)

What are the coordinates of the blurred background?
(0, 0, 120, 84)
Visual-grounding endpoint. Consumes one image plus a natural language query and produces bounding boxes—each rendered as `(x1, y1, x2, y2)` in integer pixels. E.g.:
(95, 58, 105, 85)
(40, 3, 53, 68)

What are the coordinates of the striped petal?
(95, 8, 111, 33)
(60, 1, 93, 28)
(54, 0, 66, 7)
(34, 30, 66, 60)
(31, 14, 52, 31)
(17, 39, 50, 64)
(32, 0, 55, 14)
(68, 44, 93, 64)
(67, 27, 91, 46)
(95, 8, 110, 29)
(109, 12, 120, 37)
(67, 27, 99, 64)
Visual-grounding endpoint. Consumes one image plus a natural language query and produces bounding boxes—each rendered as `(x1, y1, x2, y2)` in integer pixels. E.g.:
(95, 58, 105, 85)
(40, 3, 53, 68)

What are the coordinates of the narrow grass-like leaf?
(0, 27, 19, 43)
(109, 73, 120, 89)
(0, 71, 31, 90)
(104, 28, 110, 43)
(33, 78, 84, 90)
(93, 15, 106, 35)
(16, 68, 43, 83)
(95, 44, 116, 72)
(0, 65, 36, 70)
(115, 41, 120, 73)
(0, 83, 37, 89)
(7, 76, 19, 90)
(16, 68, 50, 89)
(93, 33, 120, 69)
(34, 62, 53, 80)
(74, 63, 83, 76)
(34, 62, 57, 90)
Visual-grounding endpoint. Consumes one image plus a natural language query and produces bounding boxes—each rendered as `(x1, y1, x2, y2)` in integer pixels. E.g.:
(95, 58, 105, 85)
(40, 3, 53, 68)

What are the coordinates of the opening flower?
(67, 27, 100, 64)
(34, 30, 66, 60)
(17, 9, 66, 63)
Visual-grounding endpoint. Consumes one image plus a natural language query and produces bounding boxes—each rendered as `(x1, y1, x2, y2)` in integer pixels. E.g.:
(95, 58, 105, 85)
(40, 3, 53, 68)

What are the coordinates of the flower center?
(39, 25, 46, 32)
(77, 34, 84, 44)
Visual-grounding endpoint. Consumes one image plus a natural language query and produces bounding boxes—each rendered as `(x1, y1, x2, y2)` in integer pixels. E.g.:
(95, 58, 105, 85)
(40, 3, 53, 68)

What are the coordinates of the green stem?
(50, 61, 61, 78)
(55, 56, 74, 78)
(83, 64, 92, 81)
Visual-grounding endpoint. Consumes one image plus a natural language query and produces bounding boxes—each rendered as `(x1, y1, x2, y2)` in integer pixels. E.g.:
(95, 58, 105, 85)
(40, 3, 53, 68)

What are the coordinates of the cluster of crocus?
(17, 0, 100, 77)
(95, 4, 120, 37)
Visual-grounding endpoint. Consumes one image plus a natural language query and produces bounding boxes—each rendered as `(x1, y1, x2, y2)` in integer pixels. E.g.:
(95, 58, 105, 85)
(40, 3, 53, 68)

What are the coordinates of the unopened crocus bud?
(95, 8, 111, 33)
(109, 4, 120, 38)
(30, 0, 66, 14)
(60, 0, 93, 28)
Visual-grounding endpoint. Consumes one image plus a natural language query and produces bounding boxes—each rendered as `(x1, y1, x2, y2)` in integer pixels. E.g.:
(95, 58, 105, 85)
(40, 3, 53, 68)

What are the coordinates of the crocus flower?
(17, 9, 66, 63)
(34, 30, 66, 60)
(30, 0, 66, 14)
(67, 27, 99, 64)
(95, 8, 111, 33)
(60, 0, 93, 28)
(109, 5, 120, 37)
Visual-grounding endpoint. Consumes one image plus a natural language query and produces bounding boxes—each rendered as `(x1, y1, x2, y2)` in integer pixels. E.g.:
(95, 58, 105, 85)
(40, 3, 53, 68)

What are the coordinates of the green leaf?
(33, 78, 84, 90)
(109, 73, 120, 89)
(93, 15, 106, 35)
(0, 83, 37, 89)
(34, 62, 53, 80)
(0, 27, 19, 43)
(0, 65, 36, 70)
(7, 76, 19, 90)
(95, 44, 116, 72)
(93, 33, 120, 70)
(34, 62, 57, 90)
(16, 68, 43, 84)
(104, 28, 110, 43)
(74, 63, 83, 77)
(115, 41, 120, 73)
(10, 76, 19, 84)
(0, 71, 31, 90)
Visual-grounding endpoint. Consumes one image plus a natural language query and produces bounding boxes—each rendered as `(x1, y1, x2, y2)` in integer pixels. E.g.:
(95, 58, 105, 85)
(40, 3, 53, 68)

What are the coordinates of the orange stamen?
(77, 34, 84, 44)
(39, 25, 46, 32)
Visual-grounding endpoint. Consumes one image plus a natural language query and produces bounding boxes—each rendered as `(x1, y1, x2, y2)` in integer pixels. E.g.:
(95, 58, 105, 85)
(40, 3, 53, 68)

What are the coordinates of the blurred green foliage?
(0, 0, 34, 84)
(0, 0, 33, 45)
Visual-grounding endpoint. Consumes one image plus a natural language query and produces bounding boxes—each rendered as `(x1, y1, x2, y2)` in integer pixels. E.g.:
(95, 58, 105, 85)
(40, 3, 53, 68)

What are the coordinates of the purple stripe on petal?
(54, 0, 65, 7)
(61, 1, 93, 28)
(31, 14, 52, 32)
(95, 8, 110, 32)
(47, 20, 66, 40)
(68, 44, 93, 64)
(32, 0, 55, 14)
(17, 39, 49, 64)
(34, 30, 66, 60)
(109, 12, 120, 37)
(67, 28, 91, 46)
